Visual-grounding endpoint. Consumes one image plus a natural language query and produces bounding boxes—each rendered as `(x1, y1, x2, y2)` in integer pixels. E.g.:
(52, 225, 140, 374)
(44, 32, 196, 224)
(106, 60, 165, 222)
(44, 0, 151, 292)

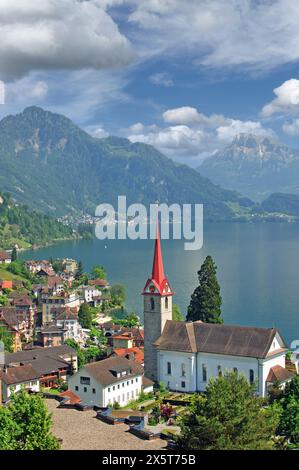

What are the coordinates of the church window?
(249, 369, 254, 384)
(202, 364, 207, 382)
(233, 367, 238, 375)
(150, 297, 155, 310)
(181, 381, 186, 388)
(181, 363, 186, 377)
(167, 362, 172, 375)
(217, 365, 222, 377)
(165, 297, 168, 309)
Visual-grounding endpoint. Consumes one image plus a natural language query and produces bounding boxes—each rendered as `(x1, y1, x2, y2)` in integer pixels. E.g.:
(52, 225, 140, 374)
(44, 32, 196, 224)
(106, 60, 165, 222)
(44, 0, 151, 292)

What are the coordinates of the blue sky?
(1, 0, 299, 165)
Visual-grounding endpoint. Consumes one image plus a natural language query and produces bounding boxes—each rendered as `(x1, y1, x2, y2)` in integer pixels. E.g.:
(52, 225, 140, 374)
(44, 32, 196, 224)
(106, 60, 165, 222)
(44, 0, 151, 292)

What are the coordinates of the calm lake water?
(21, 223, 299, 345)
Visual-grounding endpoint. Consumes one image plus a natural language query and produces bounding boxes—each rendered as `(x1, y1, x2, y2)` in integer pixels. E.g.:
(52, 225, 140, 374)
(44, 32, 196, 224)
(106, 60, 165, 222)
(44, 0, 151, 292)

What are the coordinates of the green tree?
(177, 372, 279, 450)
(91, 265, 107, 280)
(78, 302, 93, 329)
(0, 327, 13, 352)
(172, 304, 184, 321)
(65, 339, 86, 369)
(111, 283, 126, 306)
(11, 246, 18, 262)
(277, 376, 299, 445)
(0, 389, 60, 450)
(187, 256, 223, 323)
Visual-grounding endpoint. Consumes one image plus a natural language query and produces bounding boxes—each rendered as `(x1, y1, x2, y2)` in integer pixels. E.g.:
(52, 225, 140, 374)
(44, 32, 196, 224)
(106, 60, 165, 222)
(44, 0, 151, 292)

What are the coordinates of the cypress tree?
(187, 255, 223, 323)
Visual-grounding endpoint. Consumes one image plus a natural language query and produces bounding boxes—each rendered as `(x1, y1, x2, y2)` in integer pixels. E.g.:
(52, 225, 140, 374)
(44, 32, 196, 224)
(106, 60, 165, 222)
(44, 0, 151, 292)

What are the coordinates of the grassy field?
(0, 265, 28, 282)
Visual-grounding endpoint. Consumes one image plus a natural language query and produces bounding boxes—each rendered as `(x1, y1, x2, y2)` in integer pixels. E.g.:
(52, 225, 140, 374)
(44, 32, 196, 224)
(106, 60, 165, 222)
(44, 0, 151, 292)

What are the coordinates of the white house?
(56, 308, 85, 343)
(82, 286, 102, 304)
(0, 250, 11, 264)
(68, 356, 144, 407)
(155, 320, 294, 397)
(0, 364, 40, 401)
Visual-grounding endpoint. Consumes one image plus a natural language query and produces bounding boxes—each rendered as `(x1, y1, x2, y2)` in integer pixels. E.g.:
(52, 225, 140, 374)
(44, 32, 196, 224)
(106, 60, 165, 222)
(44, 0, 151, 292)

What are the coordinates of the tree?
(277, 376, 299, 445)
(0, 389, 60, 450)
(113, 312, 141, 327)
(65, 339, 86, 369)
(78, 302, 93, 329)
(91, 265, 107, 280)
(177, 372, 279, 450)
(172, 304, 184, 321)
(187, 255, 223, 323)
(0, 327, 13, 352)
(111, 283, 126, 306)
(11, 246, 17, 262)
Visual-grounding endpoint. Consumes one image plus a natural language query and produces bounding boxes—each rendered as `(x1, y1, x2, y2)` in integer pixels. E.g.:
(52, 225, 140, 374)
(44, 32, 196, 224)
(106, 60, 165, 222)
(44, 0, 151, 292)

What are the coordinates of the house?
(88, 279, 109, 290)
(47, 275, 64, 296)
(62, 258, 78, 274)
(0, 308, 22, 351)
(36, 267, 56, 278)
(0, 251, 11, 264)
(82, 285, 102, 304)
(68, 356, 144, 407)
(0, 279, 13, 291)
(41, 292, 80, 324)
(56, 307, 85, 343)
(100, 321, 122, 337)
(0, 364, 40, 402)
(108, 328, 144, 350)
(111, 347, 144, 366)
(25, 260, 52, 274)
(11, 295, 35, 339)
(155, 320, 293, 397)
(5, 344, 78, 388)
(36, 324, 67, 348)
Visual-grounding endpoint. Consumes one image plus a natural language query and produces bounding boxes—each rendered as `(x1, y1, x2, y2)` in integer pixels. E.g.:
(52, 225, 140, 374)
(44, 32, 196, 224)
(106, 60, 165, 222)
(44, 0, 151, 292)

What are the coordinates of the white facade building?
(68, 356, 144, 407)
(155, 321, 293, 397)
(82, 286, 102, 303)
(0, 364, 40, 402)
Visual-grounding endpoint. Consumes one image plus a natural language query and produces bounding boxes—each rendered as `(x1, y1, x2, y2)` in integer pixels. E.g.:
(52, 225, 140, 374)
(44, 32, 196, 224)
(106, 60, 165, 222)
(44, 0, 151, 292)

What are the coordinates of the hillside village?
(0, 232, 298, 450)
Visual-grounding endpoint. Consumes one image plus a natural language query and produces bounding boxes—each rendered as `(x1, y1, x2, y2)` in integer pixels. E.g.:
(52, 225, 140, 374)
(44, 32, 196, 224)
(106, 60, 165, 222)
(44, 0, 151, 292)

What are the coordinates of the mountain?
(0, 192, 73, 250)
(199, 134, 299, 201)
(261, 193, 299, 217)
(0, 106, 255, 221)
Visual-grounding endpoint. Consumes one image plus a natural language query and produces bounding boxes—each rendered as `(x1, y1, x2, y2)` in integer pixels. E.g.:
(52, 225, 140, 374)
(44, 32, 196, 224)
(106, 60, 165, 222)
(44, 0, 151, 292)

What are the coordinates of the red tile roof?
(113, 347, 144, 364)
(0, 250, 11, 261)
(60, 390, 81, 404)
(266, 365, 294, 383)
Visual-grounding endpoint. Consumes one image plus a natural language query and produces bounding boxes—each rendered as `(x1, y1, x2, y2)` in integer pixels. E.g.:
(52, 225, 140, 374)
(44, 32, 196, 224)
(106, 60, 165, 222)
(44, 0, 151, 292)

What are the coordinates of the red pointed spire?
(142, 215, 173, 296)
(151, 219, 165, 286)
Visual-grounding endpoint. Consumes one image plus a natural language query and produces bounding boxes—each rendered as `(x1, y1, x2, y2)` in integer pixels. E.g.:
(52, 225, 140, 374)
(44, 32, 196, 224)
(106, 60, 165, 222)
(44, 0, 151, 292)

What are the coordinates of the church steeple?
(142, 219, 173, 297)
(143, 218, 174, 381)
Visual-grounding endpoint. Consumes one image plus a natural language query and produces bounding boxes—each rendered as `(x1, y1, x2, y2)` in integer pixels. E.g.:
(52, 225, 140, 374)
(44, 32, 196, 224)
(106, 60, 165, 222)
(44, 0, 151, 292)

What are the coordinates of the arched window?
(165, 297, 168, 309)
(249, 369, 254, 384)
(150, 297, 155, 310)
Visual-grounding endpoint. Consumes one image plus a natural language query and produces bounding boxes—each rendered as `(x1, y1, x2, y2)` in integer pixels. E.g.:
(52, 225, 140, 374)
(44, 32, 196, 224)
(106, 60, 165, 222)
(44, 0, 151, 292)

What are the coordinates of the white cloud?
(149, 72, 173, 87)
(30, 81, 48, 99)
(85, 125, 110, 139)
(0, 0, 134, 81)
(261, 79, 299, 117)
(282, 119, 299, 136)
(124, 0, 299, 72)
(217, 119, 273, 142)
(127, 105, 273, 165)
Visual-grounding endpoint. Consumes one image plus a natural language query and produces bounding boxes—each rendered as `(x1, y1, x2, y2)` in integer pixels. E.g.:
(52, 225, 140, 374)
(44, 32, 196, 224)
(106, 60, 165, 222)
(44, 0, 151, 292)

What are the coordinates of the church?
(142, 222, 293, 397)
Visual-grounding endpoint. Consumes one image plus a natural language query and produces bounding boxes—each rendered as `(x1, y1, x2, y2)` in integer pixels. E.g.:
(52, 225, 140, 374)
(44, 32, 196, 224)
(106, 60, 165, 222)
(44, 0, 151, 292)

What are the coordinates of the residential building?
(68, 356, 144, 407)
(82, 285, 102, 304)
(0, 251, 11, 264)
(0, 364, 40, 402)
(25, 260, 52, 274)
(5, 345, 78, 388)
(0, 308, 22, 351)
(41, 292, 80, 324)
(56, 307, 85, 343)
(111, 347, 144, 366)
(36, 324, 67, 348)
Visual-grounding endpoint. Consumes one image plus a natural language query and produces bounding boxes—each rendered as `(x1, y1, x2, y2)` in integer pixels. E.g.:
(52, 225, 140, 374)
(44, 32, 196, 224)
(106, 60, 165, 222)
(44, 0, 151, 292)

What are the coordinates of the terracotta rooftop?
(155, 320, 287, 359)
(0, 250, 11, 260)
(266, 365, 294, 383)
(113, 347, 144, 364)
(60, 389, 81, 404)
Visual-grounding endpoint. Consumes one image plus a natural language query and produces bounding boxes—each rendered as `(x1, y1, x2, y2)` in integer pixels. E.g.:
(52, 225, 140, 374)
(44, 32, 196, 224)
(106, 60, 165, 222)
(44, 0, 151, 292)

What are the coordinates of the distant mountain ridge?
(199, 133, 299, 201)
(0, 106, 255, 221)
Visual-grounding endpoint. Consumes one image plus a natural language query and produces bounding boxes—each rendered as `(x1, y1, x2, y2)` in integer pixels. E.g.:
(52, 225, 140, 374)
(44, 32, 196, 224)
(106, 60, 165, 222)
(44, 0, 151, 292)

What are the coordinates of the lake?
(21, 223, 299, 345)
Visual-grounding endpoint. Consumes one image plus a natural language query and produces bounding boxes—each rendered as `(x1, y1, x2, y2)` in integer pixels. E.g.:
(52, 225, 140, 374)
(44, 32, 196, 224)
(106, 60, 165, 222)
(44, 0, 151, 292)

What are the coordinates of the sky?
(1, 0, 299, 166)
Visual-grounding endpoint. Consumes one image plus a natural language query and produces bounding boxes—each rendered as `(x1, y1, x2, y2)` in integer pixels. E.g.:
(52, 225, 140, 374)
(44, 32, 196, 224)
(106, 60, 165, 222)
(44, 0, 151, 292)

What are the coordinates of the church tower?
(142, 221, 173, 382)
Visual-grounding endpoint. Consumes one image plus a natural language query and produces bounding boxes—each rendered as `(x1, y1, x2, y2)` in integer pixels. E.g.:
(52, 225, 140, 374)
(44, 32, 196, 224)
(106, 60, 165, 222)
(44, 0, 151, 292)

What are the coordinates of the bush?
(113, 401, 120, 410)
